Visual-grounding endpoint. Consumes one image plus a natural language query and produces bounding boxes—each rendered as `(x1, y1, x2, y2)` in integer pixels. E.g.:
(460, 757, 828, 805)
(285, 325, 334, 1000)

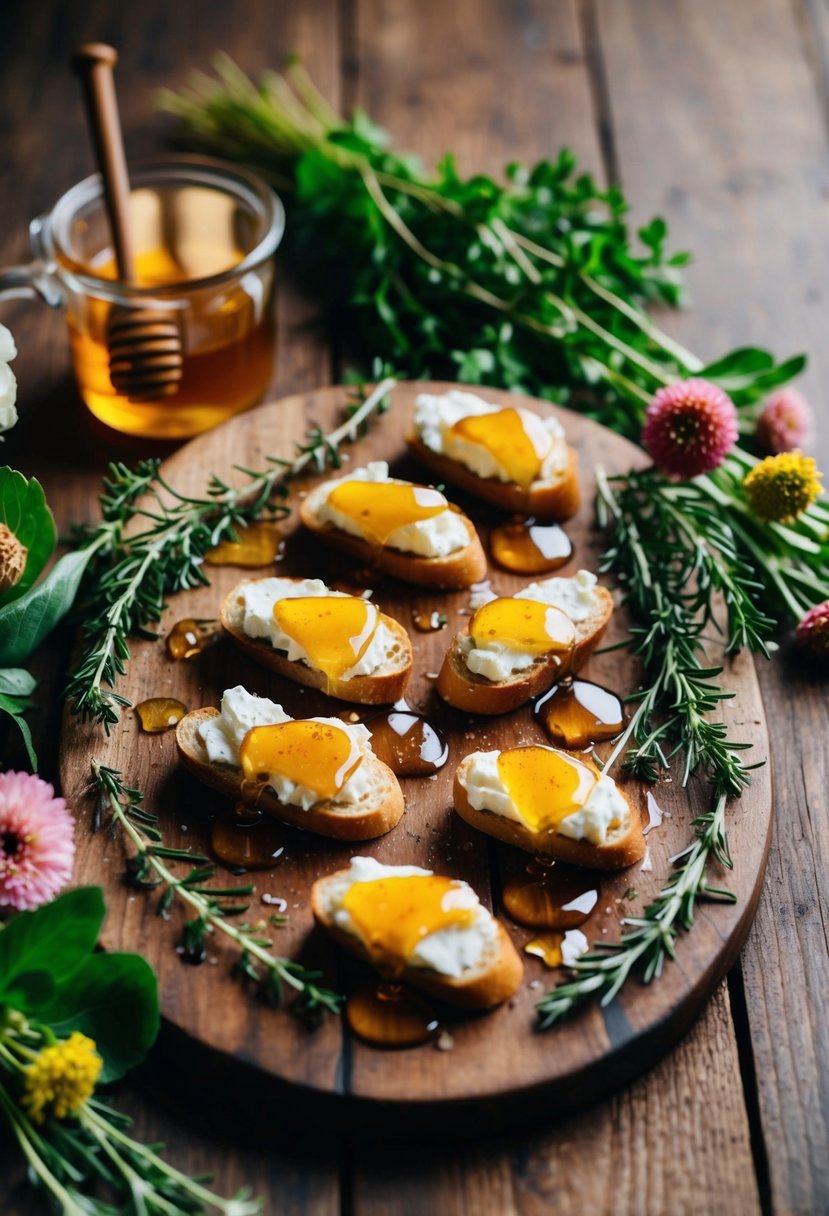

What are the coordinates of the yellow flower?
(21, 1032, 102, 1123)
(743, 451, 823, 523)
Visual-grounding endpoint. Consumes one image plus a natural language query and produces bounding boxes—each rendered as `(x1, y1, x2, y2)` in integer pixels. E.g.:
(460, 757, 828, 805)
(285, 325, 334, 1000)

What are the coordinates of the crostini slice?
(311, 856, 523, 1009)
(407, 388, 580, 519)
(299, 460, 487, 589)
(453, 744, 645, 870)
(221, 576, 413, 705)
(437, 570, 613, 714)
(176, 686, 404, 841)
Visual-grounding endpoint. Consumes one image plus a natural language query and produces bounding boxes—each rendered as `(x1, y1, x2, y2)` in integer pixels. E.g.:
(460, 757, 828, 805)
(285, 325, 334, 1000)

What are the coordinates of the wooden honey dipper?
(72, 44, 183, 401)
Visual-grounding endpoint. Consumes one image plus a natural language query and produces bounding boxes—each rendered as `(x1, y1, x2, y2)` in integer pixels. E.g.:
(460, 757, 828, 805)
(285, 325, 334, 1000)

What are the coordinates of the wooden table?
(1, 2, 827, 1212)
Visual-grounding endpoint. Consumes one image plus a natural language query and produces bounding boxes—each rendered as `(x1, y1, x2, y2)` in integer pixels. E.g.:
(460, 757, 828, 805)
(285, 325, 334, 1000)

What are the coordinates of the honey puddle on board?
(366, 705, 449, 776)
(502, 859, 599, 930)
(346, 984, 440, 1048)
(135, 697, 187, 733)
(203, 521, 283, 568)
(534, 680, 625, 750)
(490, 518, 573, 575)
(166, 618, 221, 661)
(210, 810, 285, 871)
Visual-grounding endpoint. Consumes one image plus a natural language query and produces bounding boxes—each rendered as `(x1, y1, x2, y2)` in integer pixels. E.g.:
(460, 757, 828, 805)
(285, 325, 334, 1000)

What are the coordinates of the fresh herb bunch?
(66, 378, 394, 728)
(160, 57, 803, 440)
(92, 762, 343, 1020)
(0, 889, 256, 1213)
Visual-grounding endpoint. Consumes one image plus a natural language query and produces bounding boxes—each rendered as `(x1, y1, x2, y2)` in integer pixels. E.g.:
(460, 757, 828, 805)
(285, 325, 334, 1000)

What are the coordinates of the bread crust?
(436, 585, 613, 714)
(406, 433, 581, 520)
(176, 708, 404, 841)
(453, 760, 646, 870)
(298, 499, 487, 590)
(310, 871, 524, 1009)
(220, 578, 413, 705)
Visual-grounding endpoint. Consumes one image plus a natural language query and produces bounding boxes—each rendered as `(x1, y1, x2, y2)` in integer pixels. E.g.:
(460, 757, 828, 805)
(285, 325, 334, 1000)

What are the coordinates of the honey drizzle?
(366, 709, 449, 776)
(533, 680, 625, 749)
(327, 480, 447, 546)
(210, 810, 286, 871)
(239, 721, 363, 800)
(203, 521, 283, 567)
(134, 697, 187, 734)
(470, 597, 576, 657)
(490, 517, 573, 575)
(346, 984, 440, 1048)
(166, 617, 221, 661)
(496, 746, 597, 832)
(450, 407, 550, 487)
(273, 595, 379, 683)
(342, 875, 474, 968)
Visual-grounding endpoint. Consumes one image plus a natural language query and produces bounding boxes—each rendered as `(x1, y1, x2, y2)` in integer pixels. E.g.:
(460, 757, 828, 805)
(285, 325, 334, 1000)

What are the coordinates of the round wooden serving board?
(60, 382, 772, 1134)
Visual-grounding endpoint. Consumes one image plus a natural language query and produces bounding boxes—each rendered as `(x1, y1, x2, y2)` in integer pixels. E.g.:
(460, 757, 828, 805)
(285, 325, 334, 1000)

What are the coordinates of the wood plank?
(596, 1, 829, 1212)
(0, 2, 342, 1212)
(352, 983, 759, 1216)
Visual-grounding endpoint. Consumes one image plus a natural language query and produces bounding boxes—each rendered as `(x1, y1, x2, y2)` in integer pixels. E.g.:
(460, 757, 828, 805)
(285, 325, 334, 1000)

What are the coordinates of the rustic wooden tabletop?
(1, 2, 827, 1213)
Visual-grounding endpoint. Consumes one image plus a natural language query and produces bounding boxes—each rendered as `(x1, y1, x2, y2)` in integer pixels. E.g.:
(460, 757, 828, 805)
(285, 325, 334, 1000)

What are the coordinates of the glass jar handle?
(0, 217, 64, 308)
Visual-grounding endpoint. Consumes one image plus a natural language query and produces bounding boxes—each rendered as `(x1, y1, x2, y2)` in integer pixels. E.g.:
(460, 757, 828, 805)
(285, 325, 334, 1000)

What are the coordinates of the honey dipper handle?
(71, 43, 136, 281)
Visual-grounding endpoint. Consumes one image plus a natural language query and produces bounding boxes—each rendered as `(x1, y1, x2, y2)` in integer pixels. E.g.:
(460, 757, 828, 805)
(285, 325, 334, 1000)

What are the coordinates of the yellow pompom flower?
(743, 451, 823, 523)
(21, 1032, 102, 1123)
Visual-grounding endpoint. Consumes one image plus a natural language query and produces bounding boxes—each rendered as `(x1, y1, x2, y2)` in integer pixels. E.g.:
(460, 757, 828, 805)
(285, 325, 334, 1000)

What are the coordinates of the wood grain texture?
(596, 0, 829, 1209)
(58, 382, 772, 1130)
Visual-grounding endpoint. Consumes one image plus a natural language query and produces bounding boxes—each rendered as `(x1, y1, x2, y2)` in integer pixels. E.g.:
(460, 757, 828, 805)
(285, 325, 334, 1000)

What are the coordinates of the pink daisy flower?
(0, 772, 75, 910)
(796, 600, 829, 660)
(756, 387, 814, 455)
(642, 378, 738, 479)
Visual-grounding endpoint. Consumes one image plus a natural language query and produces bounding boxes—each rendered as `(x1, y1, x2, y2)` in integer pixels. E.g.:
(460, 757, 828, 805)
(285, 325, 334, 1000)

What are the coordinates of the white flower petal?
(0, 324, 17, 363)
(0, 402, 19, 433)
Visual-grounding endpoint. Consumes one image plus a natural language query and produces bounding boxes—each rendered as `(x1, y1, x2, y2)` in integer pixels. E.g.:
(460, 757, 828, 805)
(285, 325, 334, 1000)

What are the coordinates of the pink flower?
(796, 600, 829, 660)
(756, 388, 814, 455)
(642, 378, 738, 479)
(0, 772, 75, 910)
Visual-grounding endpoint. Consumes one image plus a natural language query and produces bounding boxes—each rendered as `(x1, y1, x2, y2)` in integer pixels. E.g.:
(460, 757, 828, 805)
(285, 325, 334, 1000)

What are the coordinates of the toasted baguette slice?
(176, 708, 404, 841)
(406, 432, 580, 520)
(298, 501, 486, 590)
(221, 578, 413, 705)
(437, 583, 613, 714)
(311, 868, 523, 1009)
(453, 756, 645, 870)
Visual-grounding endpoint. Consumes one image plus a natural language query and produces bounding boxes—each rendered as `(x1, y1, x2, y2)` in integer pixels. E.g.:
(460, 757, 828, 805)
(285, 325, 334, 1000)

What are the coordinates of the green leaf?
(36, 952, 160, 1083)
(0, 547, 94, 666)
(0, 689, 37, 769)
(700, 347, 774, 381)
(0, 888, 105, 1012)
(0, 667, 37, 696)
(0, 468, 56, 607)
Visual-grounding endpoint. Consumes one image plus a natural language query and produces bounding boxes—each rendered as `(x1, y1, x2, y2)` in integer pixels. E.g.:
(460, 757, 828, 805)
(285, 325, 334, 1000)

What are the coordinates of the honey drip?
(366, 710, 449, 776)
(327, 480, 447, 546)
(346, 984, 439, 1048)
(470, 597, 576, 656)
(412, 608, 448, 633)
(166, 617, 221, 661)
(534, 680, 625, 749)
(342, 874, 475, 970)
(490, 518, 573, 575)
(203, 521, 283, 567)
(524, 929, 587, 969)
(135, 697, 187, 734)
(273, 595, 379, 683)
(450, 407, 550, 487)
(502, 859, 599, 929)
(210, 811, 285, 871)
(239, 721, 363, 800)
(496, 746, 597, 832)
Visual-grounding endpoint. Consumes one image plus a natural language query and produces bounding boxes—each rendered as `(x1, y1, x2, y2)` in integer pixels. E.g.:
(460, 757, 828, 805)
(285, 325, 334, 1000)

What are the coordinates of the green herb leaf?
(0, 686, 37, 769)
(0, 888, 105, 1011)
(35, 952, 160, 1082)
(0, 547, 94, 666)
(0, 467, 56, 607)
(0, 667, 37, 696)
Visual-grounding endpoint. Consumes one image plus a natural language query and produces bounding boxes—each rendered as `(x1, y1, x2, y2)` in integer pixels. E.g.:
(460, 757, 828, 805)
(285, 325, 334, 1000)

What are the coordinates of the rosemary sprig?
(67, 378, 394, 729)
(92, 761, 343, 1020)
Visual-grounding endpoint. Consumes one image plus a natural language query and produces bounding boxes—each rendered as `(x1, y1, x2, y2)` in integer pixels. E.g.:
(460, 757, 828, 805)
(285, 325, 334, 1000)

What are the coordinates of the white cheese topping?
(515, 569, 600, 623)
(303, 461, 470, 557)
(460, 570, 601, 681)
(198, 685, 373, 811)
(459, 749, 628, 846)
(413, 389, 567, 483)
(234, 576, 396, 681)
(319, 855, 499, 978)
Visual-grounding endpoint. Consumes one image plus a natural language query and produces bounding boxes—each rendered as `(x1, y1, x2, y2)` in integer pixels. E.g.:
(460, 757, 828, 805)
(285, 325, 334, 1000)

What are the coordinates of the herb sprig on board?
(160, 57, 803, 440)
(92, 762, 343, 1020)
(66, 378, 394, 728)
